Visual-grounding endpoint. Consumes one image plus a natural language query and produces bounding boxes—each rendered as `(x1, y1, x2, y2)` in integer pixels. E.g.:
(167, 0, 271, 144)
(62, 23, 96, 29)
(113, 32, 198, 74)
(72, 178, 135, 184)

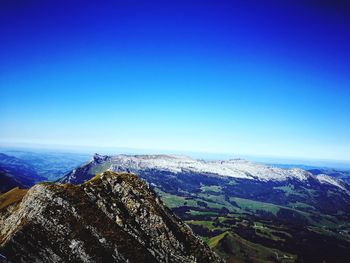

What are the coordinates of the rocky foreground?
(0, 171, 222, 263)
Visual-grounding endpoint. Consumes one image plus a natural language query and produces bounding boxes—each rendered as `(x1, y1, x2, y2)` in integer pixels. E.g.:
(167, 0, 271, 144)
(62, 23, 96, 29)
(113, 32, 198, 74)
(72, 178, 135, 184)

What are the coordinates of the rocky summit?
(0, 171, 222, 263)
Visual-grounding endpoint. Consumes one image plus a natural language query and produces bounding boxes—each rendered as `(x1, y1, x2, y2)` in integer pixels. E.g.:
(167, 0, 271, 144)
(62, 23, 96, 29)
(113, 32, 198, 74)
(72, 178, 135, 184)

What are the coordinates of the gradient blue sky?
(1, 0, 350, 161)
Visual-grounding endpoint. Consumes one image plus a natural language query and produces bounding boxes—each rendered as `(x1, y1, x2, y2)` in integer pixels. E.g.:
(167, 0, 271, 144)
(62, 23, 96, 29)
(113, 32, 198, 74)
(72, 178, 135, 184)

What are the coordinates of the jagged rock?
(0, 171, 222, 263)
(92, 153, 110, 164)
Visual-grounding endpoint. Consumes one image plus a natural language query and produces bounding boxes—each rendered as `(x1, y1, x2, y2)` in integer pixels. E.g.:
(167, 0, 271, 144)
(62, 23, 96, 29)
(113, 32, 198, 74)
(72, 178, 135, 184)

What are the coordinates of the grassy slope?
(0, 187, 28, 211)
(208, 231, 296, 263)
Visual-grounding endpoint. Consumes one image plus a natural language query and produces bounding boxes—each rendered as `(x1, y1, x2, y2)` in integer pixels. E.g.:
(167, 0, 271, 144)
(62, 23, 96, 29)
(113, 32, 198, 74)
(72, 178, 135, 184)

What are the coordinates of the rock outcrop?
(0, 171, 222, 263)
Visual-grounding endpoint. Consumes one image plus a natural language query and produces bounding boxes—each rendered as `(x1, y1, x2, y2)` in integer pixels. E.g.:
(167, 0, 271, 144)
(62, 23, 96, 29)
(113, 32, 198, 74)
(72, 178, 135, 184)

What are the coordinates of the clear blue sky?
(1, 0, 350, 161)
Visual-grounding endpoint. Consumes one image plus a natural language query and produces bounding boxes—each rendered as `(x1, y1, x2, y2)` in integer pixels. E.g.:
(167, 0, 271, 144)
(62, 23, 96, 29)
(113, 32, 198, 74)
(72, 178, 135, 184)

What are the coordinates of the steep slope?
(0, 153, 46, 193)
(0, 171, 222, 263)
(0, 187, 28, 211)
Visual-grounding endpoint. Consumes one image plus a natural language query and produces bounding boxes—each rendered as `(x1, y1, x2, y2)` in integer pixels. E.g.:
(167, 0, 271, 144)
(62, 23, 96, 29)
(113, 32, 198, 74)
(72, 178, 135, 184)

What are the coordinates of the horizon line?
(1, 141, 350, 166)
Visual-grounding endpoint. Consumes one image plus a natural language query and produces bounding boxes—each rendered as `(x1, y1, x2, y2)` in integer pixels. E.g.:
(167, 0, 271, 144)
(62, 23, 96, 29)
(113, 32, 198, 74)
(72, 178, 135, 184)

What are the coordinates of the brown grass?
(0, 187, 28, 211)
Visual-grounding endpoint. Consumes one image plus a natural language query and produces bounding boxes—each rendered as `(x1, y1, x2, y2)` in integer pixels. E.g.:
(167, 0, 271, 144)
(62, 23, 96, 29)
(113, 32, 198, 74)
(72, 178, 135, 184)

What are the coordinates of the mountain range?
(60, 154, 350, 262)
(1, 152, 350, 262)
(62, 154, 350, 191)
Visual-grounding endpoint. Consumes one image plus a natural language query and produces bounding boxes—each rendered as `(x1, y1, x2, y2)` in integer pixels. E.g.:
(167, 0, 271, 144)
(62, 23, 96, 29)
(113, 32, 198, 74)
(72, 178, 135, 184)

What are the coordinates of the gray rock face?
(92, 153, 111, 164)
(0, 171, 222, 263)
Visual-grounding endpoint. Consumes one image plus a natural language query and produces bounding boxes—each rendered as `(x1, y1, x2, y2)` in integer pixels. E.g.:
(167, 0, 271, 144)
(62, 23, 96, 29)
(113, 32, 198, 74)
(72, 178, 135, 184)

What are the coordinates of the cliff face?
(0, 171, 221, 263)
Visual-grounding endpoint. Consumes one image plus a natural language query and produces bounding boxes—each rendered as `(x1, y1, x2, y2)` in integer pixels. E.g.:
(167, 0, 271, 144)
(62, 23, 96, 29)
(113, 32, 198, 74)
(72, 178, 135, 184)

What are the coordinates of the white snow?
(316, 174, 349, 193)
(108, 155, 311, 182)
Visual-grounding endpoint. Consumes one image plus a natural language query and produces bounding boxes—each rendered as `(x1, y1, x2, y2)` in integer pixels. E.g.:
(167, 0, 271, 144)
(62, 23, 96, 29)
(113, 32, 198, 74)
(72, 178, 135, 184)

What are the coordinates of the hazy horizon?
(1, 142, 350, 170)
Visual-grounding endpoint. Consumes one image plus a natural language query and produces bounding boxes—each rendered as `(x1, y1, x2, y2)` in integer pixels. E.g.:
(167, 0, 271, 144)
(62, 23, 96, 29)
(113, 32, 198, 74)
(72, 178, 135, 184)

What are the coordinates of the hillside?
(0, 171, 221, 263)
(208, 231, 295, 263)
(0, 150, 90, 181)
(0, 153, 46, 193)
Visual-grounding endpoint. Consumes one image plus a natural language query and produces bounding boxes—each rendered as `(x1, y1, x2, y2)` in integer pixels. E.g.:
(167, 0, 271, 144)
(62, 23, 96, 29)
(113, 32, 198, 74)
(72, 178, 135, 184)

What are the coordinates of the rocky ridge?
(0, 171, 221, 263)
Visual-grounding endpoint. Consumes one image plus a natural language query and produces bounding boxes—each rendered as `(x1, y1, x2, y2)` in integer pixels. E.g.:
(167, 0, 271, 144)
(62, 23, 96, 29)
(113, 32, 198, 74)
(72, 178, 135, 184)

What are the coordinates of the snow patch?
(316, 174, 349, 194)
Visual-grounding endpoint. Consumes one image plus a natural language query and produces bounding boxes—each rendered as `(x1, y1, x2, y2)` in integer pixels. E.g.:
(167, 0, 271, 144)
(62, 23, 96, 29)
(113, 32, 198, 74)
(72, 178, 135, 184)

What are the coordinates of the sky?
(1, 0, 350, 161)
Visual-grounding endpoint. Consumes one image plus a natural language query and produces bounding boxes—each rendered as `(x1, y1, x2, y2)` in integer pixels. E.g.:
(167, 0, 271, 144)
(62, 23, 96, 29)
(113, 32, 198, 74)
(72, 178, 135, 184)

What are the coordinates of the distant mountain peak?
(92, 153, 110, 163)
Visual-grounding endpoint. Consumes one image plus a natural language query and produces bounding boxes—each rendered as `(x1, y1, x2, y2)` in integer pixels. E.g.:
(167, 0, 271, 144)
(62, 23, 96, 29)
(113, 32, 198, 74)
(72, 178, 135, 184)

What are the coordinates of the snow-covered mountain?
(108, 154, 311, 181)
(61, 154, 349, 194)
